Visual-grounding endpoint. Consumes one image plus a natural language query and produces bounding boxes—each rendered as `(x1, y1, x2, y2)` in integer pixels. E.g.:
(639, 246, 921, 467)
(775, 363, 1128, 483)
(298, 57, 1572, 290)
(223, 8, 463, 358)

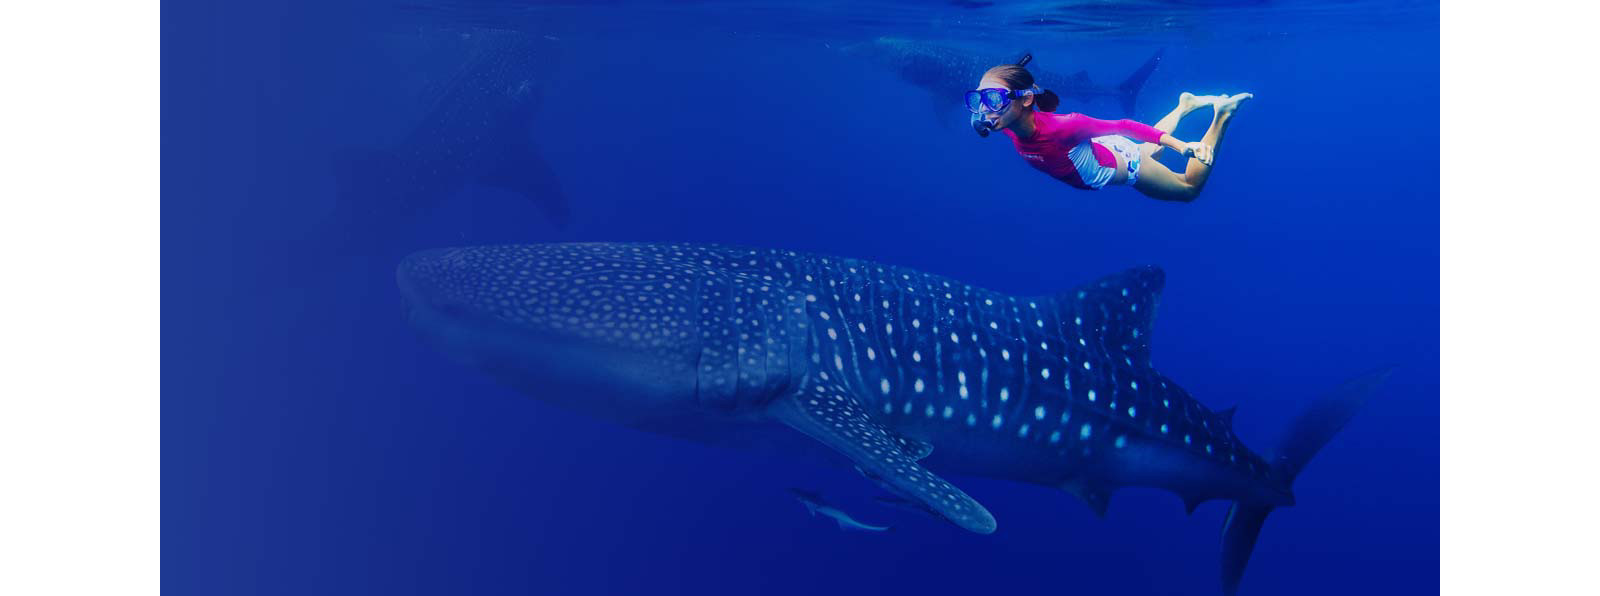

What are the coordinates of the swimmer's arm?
(1158, 133, 1213, 164)
(1066, 115, 1210, 162)
(1157, 134, 1190, 153)
(1069, 114, 1169, 145)
(1079, 112, 1212, 164)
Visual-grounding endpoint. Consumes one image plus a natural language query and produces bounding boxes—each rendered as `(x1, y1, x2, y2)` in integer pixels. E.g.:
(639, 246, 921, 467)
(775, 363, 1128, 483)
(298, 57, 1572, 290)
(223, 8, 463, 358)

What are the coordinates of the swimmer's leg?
(1143, 92, 1216, 160)
(1134, 92, 1251, 202)
(1129, 159, 1200, 202)
(1180, 92, 1251, 191)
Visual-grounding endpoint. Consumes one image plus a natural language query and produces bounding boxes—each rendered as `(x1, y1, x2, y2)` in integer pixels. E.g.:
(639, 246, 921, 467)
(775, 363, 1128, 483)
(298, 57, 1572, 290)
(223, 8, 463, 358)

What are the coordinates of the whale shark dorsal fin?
(1218, 406, 1237, 427)
(1053, 265, 1164, 368)
(770, 383, 996, 534)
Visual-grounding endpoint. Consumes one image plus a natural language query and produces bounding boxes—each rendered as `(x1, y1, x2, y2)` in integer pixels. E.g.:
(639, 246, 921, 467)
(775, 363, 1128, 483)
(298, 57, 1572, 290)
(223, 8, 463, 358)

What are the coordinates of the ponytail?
(1035, 89, 1060, 113)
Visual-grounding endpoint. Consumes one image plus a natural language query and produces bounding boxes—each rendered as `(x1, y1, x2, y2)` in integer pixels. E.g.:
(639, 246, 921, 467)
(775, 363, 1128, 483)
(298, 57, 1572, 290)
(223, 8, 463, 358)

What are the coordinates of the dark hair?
(982, 64, 1060, 113)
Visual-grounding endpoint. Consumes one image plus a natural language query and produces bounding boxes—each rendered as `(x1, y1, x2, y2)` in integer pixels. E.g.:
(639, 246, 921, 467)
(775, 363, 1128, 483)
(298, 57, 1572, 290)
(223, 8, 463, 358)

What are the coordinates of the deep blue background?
(165, 2, 1438, 594)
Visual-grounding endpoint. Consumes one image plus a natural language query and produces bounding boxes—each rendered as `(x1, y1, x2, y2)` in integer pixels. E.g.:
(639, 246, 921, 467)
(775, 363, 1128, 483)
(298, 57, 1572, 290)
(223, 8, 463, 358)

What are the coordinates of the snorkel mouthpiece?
(971, 113, 992, 137)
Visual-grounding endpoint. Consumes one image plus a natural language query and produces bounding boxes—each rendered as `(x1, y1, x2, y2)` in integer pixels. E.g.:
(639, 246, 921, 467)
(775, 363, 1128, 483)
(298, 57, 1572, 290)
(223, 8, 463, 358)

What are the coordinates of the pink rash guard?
(1001, 112, 1166, 190)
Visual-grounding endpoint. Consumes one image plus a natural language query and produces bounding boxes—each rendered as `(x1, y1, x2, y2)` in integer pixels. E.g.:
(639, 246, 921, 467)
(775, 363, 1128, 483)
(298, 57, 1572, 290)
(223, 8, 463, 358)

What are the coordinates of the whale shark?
(397, 242, 1385, 594)
(337, 29, 569, 228)
(842, 37, 1163, 120)
(789, 488, 892, 532)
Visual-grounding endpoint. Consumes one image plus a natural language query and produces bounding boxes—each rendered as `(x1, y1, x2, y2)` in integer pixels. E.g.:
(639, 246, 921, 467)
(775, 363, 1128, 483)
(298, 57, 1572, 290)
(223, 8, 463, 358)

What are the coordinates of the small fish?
(790, 489, 891, 532)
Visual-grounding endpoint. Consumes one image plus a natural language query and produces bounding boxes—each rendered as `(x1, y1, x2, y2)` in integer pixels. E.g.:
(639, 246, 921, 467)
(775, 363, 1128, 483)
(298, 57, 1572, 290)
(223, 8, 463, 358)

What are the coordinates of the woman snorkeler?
(970, 55, 1250, 202)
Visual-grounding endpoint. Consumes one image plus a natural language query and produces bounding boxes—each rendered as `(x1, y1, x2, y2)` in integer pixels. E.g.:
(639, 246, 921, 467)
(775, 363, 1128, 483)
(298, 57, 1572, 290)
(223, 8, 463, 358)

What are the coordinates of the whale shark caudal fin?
(1117, 48, 1165, 116)
(769, 383, 997, 534)
(1219, 367, 1393, 596)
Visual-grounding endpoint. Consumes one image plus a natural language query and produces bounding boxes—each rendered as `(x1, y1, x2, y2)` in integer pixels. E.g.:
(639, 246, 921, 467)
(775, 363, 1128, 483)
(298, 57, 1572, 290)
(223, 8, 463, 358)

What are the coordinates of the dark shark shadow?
(333, 28, 569, 247)
(843, 37, 1164, 129)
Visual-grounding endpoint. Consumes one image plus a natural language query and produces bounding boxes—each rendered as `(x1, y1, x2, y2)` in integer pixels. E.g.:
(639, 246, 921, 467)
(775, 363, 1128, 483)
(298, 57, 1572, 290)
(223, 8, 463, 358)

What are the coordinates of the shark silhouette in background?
(397, 242, 1387, 595)
(336, 28, 569, 231)
(842, 36, 1163, 124)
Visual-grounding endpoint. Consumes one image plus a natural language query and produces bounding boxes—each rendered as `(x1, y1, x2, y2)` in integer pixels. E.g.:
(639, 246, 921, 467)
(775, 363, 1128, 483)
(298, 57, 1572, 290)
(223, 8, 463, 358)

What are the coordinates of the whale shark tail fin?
(1219, 367, 1393, 596)
(1117, 48, 1164, 116)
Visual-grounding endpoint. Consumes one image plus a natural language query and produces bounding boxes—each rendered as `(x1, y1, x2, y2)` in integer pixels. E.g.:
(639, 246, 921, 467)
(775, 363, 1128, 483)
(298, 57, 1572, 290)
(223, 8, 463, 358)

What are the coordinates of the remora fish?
(397, 242, 1386, 594)
(790, 488, 892, 532)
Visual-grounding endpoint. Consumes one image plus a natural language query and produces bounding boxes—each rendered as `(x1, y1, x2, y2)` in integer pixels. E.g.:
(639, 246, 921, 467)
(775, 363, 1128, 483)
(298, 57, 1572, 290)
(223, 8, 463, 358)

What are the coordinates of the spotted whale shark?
(397, 242, 1385, 594)
(843, 37, 1164, 120)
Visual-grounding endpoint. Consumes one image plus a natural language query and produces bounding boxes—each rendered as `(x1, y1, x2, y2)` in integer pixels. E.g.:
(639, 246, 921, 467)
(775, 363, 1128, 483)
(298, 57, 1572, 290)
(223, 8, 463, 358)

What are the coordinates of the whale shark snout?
(397, 245, 713, 425)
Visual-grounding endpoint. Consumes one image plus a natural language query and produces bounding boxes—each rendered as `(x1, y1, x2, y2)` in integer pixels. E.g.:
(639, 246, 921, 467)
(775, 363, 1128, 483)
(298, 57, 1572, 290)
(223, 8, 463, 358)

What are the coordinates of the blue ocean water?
(164, 1, 1439, 594)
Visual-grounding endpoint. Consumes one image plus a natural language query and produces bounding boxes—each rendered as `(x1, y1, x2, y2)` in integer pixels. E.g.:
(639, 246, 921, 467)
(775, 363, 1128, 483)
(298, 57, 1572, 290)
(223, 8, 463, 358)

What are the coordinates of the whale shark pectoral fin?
(873, 494, 948, 522)
(770, 386, 996, 534)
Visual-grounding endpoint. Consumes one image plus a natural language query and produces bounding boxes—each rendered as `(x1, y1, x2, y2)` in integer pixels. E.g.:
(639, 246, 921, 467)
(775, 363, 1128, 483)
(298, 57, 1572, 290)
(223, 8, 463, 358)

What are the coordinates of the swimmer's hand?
(1186, 142, 1214, 166)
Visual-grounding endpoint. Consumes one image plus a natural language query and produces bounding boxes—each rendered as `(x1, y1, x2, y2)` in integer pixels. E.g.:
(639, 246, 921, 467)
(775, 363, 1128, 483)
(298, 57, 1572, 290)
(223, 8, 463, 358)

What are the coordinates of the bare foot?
(1215, 92, 1253, 117)
(1180, 92, 1224, 112)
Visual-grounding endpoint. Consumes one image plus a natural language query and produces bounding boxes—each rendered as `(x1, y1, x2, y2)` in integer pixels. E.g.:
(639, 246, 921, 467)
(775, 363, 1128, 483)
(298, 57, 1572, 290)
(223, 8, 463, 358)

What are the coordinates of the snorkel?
(970, 111, 995, 137)
(971, 53, 1034, 138)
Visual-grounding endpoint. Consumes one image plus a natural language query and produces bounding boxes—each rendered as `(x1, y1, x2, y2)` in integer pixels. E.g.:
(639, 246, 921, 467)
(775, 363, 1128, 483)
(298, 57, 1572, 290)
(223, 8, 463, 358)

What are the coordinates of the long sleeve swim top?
(1000, 112, 1166, 190)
